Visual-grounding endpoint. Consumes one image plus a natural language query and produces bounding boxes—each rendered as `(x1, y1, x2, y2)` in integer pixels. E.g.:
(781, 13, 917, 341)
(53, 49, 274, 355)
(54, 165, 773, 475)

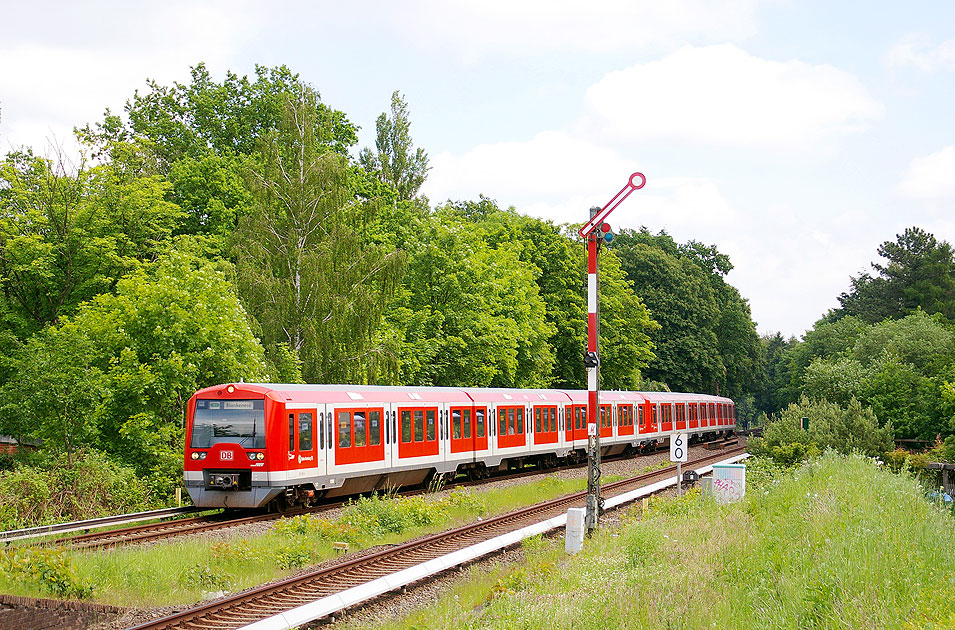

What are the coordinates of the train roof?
(193, 383, 735, 405)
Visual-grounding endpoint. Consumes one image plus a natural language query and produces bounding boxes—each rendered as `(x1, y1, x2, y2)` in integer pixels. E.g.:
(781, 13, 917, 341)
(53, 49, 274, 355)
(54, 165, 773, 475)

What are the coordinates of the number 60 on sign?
(670, 433, 688, 463)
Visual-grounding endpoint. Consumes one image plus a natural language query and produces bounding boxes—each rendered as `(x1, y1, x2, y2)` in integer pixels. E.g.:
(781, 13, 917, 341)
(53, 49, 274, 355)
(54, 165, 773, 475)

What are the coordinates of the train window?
(463, 409, 472, 438)
(426, 410, 436, 441)
(299, 413, 313, 451)
(319, 412, 324, 450)
(338, 411, 351, 448)
(507, 408, 515, 435)
(498, 409, 507, 436)
(517, 408, 524, 434)
(566, 408, 572, 431)
(401, 411, 412, 443)
(574, 406, 581, 431)
(452, 410, 462, 439)
(638, 405, 645, 428)
(414, 410, 424, 441)
(289, 414, 295, 451)
(369, 411, 381, 445)
(476, 408, 485, 438)
(535, 408, 542, 433)
(354, 412, 366, 447)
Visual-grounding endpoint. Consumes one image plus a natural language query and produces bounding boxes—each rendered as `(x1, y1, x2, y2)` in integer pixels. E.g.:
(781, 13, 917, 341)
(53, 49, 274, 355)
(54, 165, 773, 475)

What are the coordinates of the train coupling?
(208, 473, 240, 489)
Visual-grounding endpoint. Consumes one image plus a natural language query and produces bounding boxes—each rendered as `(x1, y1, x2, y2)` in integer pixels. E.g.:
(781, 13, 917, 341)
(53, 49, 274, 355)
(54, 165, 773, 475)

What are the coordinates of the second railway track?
(129, 445, 746, 630)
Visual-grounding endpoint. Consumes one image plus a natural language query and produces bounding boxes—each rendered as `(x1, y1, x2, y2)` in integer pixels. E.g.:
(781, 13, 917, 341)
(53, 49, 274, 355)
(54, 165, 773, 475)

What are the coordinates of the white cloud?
(581, 44, 883, 150)
(424, 129, 737, 232)
(886, 34, 955, 72)
(0, 1, 262, 154)
(380, 0, 764, 60)
(898, 146, 955, 200)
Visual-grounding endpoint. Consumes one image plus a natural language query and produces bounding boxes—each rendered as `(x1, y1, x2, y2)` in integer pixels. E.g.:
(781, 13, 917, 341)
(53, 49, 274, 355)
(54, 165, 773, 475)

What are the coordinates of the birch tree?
(233, 89, 404, 383)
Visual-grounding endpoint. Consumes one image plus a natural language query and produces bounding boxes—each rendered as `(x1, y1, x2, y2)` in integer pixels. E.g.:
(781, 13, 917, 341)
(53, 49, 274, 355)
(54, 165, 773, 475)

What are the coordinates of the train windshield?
(191, 399, 266, 449)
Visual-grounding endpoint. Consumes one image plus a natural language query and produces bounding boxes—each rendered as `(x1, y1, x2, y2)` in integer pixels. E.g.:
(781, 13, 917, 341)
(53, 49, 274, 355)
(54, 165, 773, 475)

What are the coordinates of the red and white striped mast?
(578, 172, 646, 533)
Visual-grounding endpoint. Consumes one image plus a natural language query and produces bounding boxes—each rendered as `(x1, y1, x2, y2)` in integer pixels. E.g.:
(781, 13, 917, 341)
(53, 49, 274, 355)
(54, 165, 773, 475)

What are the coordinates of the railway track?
(2, 437, 739, 551)
(129, 445, 746, 630)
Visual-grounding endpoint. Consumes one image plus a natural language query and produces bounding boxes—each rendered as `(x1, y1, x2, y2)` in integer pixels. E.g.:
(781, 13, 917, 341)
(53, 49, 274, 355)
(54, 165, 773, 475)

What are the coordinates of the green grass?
(0, 471, 615, 607)
(341, 453, 955, 630)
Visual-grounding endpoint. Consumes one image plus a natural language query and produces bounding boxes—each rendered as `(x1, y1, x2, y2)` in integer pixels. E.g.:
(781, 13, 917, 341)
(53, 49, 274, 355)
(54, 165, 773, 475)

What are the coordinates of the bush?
(750, 396, 893, 466)
(0, 547, 94, 599)
(0, 450, 153, 529)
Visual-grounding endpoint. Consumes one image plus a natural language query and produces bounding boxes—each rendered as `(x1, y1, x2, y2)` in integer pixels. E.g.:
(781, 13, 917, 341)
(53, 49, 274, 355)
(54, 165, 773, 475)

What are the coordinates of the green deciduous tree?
(0, 147, 181, 338)
(388, 208, 556, 387)
(751, 396, 894, 464)
(359, 91, 430, 202)
(233, 90, 404, 384)
(1, 245, 266, 494)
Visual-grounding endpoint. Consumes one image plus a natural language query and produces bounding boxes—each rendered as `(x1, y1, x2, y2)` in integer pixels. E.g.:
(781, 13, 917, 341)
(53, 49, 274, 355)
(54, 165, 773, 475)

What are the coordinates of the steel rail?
(127, 445, 745, 630)
(0, 506, 203, 544)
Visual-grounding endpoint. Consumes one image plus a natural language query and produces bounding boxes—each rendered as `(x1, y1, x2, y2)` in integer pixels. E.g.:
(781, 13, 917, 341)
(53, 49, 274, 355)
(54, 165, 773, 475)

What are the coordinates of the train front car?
(184, 383, 283, 509)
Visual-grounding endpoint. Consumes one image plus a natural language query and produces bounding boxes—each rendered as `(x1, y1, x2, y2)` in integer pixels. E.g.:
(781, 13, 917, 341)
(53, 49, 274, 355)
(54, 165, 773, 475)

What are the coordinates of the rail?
(0, 506, 203, 544)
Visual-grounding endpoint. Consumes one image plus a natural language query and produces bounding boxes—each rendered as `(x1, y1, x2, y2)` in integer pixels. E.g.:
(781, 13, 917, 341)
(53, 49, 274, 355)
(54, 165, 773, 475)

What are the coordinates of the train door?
(450, 406, 480, 454)
(497, 405, 526, 449)
(397, 407, 440, 459)
(689, 403, 699, 429)
(286, 407, 321, 478)
(709, 403, 717, 428)
(660, 403, 673, 432)
(565, 404, 588, 442)
(533, 405, 558, 445)
(599, 404, 613, 438)
(618, 404, 634, 436)
(676, 403, 687, 431)
(333, 407, 386, 466)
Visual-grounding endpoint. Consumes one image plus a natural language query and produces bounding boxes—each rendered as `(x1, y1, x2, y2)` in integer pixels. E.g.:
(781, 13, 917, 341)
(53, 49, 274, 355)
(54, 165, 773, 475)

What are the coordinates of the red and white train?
(184, 383, 736, 509)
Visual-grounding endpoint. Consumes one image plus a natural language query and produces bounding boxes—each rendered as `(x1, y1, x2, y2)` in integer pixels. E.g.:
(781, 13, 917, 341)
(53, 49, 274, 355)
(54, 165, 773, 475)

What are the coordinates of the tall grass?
(0, 473, 595, 606)
(347, 452, 955, 629)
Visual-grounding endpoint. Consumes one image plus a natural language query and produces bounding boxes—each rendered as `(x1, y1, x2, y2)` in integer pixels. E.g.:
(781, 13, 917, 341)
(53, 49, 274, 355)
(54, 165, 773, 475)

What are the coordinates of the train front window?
(192, 399, 265, 449)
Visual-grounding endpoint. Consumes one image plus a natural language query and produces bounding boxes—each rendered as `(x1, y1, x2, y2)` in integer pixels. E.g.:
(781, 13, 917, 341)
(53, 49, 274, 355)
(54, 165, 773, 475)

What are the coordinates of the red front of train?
(183, 383, 286, 509)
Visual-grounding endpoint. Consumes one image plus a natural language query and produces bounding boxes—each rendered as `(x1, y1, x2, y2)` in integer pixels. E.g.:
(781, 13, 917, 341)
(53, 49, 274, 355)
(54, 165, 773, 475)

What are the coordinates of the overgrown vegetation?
(756, 229, 955, 441)
(0, 472, 598, 605)
(0, 450, 152, 529)
(348, 453, 955, 629)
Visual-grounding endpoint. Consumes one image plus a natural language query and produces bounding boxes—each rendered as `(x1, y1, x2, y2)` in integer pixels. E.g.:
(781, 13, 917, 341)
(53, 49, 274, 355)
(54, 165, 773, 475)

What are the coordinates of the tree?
(79, 63, 359, 169)
(612, 233, 723, 393)
(0, 323, 106, 465)
(750, 396, 894, 464)
(1, 244, 266, 485)
(434, 199, 657, 390)
(0, 147, 180, 338)
(838, 227, 955, 323)
(387, 208, 556, 387)
(359, 92, 430, 202)
(233, 89, 404, 384)
(609, 227, 760, 396)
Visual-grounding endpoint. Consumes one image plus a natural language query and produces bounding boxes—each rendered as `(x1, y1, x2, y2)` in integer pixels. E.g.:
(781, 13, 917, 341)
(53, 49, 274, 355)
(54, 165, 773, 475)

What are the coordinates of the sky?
(2, 1, 954, 339)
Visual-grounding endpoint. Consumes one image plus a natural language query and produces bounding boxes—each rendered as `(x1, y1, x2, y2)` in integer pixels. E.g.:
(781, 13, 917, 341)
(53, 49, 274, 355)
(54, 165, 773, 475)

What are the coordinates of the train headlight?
(191, 452, 199, 460)
(257, 452, 265, 460)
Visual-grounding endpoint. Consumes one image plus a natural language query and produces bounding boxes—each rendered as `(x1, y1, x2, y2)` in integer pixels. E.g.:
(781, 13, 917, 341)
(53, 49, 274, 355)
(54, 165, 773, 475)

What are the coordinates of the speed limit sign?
(670, 433, 688, 462)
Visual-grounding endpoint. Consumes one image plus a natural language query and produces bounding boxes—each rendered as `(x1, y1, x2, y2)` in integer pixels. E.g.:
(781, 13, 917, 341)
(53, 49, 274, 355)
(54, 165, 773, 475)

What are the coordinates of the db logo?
(221, 450, 234, 461)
